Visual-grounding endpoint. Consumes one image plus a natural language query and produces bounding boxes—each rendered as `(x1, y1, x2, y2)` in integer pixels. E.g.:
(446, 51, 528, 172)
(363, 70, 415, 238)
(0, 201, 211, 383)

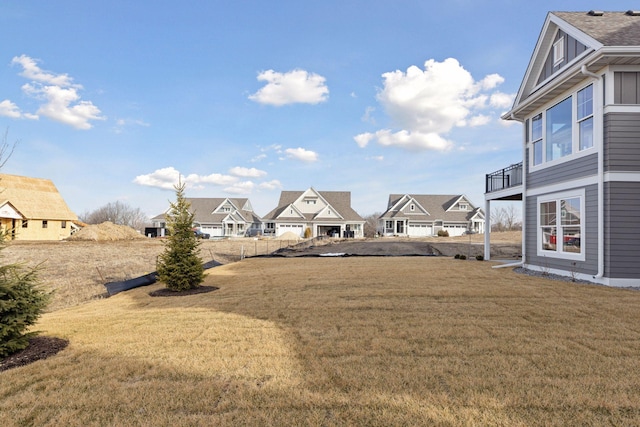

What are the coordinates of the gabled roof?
(506, 10, 640, 120)
(0, 173, 77, 221)
(263, 189, 364, 222)
(380, 194, 481, 223)
(152, 197, 261, 224)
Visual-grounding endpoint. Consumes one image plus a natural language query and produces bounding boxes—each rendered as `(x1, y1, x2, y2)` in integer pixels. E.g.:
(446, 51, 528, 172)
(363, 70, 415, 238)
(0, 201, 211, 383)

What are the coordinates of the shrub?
(0, 243, 50, 358)
(437, 230, 449, 237)
(454, 254, 460, 259)
(476, 255, 484, 261)
(156, 181, 205, 291)
(304, 227, 312, 239)
(459, 255, 467, 260)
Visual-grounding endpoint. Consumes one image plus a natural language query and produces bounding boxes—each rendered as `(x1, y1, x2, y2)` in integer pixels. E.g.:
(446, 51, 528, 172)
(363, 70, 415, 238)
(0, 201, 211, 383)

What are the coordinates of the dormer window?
(553, 37, 564, 67)
(459, 203, 468, 211)
(410, 204, 415, 211)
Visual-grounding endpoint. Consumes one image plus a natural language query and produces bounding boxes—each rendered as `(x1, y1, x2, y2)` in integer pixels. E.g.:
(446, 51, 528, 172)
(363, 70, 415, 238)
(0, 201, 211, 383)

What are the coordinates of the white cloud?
(0, 99, 37, 120)
(468, 114, 492, 127)
(361, 129, 452, 151)
(284, 147, 319, 162)
(249, 69, 329, 106)
(229, 166, 267, 178)
(11, 55, 105, 129)
(185, 173, 237, 186)
(250, 153, 267, 162)
(366, 155, 384, 161)
(133, 167, 181, 190)
(224, 181, 255, 195)
(356, 58, 506, 151)
(113, 118, 150, 133)
(258, 180, 282, 190)
(490, 92, 515, 109)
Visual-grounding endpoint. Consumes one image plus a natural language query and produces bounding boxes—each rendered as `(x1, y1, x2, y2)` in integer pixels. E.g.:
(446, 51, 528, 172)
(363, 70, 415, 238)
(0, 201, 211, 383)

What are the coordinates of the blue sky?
(0, 1, 632, 219)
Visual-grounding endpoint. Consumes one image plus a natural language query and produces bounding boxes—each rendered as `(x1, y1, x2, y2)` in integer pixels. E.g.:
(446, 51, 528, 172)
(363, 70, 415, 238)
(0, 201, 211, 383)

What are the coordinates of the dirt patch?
(0, 336, 68, 372)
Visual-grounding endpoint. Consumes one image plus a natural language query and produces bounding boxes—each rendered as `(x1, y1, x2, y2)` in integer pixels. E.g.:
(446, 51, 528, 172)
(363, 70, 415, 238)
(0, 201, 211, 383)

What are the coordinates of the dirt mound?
(276, 231, 302, 241)
(67, 221, 146, 241)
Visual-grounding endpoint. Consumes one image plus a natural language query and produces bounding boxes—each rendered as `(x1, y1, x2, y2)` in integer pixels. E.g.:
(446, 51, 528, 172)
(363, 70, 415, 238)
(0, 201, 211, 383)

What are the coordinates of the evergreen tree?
(156, 181, 204, 291)
(0, 230, 50, 358)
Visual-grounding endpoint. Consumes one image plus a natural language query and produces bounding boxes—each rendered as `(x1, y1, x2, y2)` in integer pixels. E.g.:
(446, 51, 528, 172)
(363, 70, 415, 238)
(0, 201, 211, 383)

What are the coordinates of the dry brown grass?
(1, 256, 640, 426)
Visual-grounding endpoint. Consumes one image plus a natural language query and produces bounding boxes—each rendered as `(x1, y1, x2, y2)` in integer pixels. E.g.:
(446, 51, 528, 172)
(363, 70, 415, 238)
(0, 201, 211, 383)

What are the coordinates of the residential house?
(151, 198, 262, 238)
(0, 173, 78, 240)
(262, 188, 365, 238)
(378, 194, 484, 237)
(485, 10, 640, 286)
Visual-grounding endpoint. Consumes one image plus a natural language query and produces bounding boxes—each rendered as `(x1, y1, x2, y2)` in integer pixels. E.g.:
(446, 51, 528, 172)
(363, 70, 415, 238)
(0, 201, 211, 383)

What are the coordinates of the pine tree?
(156, 181, 204, 291)
(0, 231, 50, 358)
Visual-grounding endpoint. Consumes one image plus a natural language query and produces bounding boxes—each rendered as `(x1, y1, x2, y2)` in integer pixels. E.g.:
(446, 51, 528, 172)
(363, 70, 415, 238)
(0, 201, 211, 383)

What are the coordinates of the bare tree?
(80, 201, 149, 231)
(0, 129, 18, 170)
(361, 212, 382, 238)
(491, 205, 522, 232)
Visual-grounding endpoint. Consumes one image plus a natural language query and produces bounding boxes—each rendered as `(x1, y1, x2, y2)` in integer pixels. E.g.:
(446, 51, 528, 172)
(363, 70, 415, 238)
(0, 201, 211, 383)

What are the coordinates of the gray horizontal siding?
(525, 184, 598, 276)
(605, 182, 640, 278)
(528, 153, 598, 189)
(604, 112, 640, 172)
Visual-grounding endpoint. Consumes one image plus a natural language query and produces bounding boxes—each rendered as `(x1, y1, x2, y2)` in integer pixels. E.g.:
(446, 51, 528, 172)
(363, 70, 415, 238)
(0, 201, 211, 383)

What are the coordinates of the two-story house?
(485, 10, 640, 286)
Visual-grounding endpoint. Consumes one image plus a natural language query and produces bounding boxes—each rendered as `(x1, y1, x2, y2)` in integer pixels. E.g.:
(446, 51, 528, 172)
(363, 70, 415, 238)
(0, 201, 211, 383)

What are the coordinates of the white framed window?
(410, 204, 415, 211)
(531, 113, 543, 165)
(537, 190, 584, 260)
(528, 84, 594, 168)
(553, 37, 564, 66)
(577, 85, 594, 150)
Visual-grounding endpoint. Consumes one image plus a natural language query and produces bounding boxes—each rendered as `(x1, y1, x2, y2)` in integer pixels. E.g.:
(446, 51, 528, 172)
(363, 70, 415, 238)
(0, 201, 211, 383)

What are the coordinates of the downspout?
(581, 65, 604, 279)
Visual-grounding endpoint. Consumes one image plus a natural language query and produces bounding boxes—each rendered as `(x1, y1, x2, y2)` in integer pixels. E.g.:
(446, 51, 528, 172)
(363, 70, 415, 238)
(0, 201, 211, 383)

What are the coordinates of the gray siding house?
(378, 194, 484, 237)
(262, 188, 365, 238)
(151, 197, 262, 238)
(485, 10, 640, 286)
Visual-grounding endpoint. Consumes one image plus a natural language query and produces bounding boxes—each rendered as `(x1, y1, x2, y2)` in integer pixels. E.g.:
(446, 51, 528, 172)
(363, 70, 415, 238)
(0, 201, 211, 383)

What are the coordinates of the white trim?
(536, 189, 586, 262)
(604, 172, 640, 182)
(526, 175, 597, 197)
(522, 263, 640, 288)
(603, 105, 640, 114)
(553, 36, 565, 67)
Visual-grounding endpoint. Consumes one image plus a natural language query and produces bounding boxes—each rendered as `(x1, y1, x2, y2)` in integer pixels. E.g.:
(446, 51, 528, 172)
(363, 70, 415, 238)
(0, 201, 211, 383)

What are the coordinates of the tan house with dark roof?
(378, 194, 484, 237)
(151, 197, 262, 238)
(0, 173, 78, 240)
(262, 188, 365, 238)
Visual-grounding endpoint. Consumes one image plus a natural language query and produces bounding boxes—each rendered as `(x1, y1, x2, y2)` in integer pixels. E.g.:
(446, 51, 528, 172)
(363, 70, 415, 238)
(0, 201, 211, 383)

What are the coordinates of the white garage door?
(408, 224, 431, 237)
(277, 224, 304, 237)
(202, 225, 223, 237)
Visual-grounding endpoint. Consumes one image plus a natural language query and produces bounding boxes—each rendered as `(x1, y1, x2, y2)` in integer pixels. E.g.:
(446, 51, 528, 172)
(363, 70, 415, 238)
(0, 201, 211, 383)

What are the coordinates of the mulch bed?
(149, 285, 219, 297)
(0, 336, 69, 372)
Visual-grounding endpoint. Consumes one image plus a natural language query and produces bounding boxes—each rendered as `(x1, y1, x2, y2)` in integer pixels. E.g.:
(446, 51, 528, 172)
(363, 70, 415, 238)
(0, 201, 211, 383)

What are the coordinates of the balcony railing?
(486, 162, 523, 193)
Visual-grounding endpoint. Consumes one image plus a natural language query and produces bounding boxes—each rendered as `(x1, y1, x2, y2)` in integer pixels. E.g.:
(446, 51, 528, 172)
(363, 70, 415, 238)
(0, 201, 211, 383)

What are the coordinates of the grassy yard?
(1, 256, 640, 426)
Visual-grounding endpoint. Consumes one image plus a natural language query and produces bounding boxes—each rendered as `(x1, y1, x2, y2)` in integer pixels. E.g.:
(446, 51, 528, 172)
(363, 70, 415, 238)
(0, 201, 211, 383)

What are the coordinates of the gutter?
(580, 65, 604, 279)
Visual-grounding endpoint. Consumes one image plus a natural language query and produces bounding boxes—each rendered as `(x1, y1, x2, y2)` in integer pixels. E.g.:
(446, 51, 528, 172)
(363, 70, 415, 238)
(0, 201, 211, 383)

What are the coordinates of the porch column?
(484, 199, 491, 261)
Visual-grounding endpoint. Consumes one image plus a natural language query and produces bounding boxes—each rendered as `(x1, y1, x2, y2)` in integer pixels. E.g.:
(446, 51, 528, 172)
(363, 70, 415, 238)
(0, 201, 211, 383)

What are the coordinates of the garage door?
(408, 224, 431, 237)
(202, 225, 223, 237)
(276, 224, 304, 237)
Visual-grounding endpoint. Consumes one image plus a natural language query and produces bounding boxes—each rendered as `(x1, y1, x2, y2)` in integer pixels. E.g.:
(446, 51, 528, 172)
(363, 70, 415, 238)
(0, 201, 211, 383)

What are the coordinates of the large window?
(529, 84, 593, 167)
(538, 192, 584, 259)
(546, 97, 572, 161)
